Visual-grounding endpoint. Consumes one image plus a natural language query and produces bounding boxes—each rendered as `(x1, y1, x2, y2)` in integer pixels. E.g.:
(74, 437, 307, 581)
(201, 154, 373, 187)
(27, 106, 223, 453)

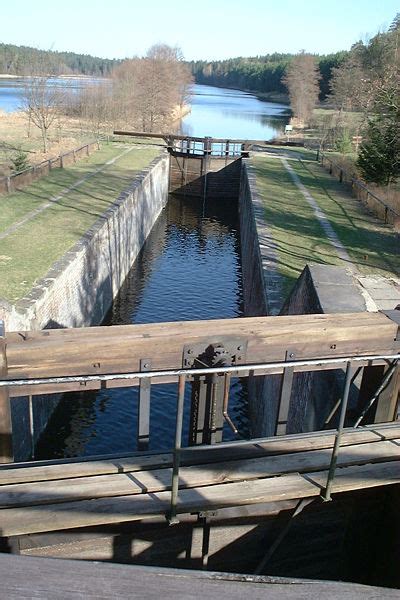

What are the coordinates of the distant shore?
(0, 73, 106, 79)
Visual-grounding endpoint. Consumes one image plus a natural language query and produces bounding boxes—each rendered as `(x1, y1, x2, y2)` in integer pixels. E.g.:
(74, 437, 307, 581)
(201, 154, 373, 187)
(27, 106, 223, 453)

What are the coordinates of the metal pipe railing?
(1, 352, 399, 389)
(1, 351, 398, 520)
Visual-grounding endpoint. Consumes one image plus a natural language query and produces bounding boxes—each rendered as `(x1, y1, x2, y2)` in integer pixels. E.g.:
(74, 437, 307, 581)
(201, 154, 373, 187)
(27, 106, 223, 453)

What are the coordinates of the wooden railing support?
(0, 321, 13, 463)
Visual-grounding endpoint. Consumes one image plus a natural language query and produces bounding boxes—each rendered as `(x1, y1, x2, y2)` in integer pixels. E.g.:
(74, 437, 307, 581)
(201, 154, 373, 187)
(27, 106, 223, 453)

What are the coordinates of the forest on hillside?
(0, 43, 120, 76)
(189, 52, 346, 99)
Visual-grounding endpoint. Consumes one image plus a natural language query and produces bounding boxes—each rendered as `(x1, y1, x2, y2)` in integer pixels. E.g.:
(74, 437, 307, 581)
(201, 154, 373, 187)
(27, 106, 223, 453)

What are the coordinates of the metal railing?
(1, 350, 399, 521)
(315, 149, 400, 225)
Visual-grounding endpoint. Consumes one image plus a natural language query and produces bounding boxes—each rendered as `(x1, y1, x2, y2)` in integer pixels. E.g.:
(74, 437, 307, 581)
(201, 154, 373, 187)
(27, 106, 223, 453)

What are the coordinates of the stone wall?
(4, 153, 169, 460)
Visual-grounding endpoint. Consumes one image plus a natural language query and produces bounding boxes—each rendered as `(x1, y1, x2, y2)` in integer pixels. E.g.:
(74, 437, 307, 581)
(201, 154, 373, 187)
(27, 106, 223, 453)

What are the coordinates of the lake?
(0, 78, 289, 140)
(181, 84, 289, 140)
(0, 76, 104, 113)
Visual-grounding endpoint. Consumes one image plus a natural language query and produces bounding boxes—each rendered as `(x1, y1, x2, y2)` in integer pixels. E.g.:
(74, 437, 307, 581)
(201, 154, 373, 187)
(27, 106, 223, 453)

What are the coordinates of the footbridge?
(0, 311, 399, 545)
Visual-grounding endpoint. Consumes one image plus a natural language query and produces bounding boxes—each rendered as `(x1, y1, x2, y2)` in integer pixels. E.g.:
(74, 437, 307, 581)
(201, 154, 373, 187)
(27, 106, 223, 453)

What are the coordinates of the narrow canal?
(35, 84, 288, 460)
(36, 195, 248, 458)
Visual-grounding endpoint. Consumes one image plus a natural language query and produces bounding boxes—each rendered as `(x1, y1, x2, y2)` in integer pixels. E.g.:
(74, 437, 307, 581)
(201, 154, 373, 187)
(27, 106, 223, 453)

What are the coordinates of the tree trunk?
(42, 128, 48, 153)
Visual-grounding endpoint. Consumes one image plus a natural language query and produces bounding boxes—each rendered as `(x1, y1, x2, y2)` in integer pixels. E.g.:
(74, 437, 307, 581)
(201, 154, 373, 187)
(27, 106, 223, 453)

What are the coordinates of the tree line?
(0, 43, 120, 77)
(189, 52, 345, 100)
(269, 14, 399, 188)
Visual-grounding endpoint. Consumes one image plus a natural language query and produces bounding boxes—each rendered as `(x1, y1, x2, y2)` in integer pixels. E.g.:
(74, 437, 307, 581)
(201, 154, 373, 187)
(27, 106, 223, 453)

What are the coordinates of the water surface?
(181, 84, 289, 140)
(36, 195, 247, 458)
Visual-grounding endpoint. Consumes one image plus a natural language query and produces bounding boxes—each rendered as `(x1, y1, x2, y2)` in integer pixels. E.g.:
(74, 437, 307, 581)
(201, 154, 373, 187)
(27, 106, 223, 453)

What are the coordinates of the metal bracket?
(275, 350, 296, 436)
(182, 338, 248, 373)
(198, 510, 217, 518)
(137, 359, 151, 451)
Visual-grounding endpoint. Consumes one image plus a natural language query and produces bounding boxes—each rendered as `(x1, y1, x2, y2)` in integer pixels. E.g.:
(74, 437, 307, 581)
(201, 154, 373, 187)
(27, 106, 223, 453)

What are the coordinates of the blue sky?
(1, 0, 398, 60)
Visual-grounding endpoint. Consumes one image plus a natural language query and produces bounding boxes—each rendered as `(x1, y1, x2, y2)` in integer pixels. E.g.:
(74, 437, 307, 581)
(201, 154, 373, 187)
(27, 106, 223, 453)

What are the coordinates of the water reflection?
(181, 84, 289, 139)
(36, 195, 248, 459)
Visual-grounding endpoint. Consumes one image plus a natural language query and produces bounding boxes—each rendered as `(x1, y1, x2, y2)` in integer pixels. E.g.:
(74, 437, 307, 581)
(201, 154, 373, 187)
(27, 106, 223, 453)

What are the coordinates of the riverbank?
(0, 110, 96, 177)
(193, 80, 290, 105)
(250, 146, 400, 309)
(0, 143, 160, 309)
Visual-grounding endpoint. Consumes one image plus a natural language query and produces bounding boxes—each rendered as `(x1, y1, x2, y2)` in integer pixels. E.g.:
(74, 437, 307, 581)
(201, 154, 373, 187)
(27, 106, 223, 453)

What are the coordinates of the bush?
(10, 149, 30, 174)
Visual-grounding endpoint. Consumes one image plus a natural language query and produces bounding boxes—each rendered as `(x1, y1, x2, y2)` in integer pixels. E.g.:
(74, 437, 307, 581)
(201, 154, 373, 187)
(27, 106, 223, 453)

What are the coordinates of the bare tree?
(79, 82, 113, 141)
(282, 53, 320, 126)
(112, 44, 192, 132)
(20, 72, 65, 153)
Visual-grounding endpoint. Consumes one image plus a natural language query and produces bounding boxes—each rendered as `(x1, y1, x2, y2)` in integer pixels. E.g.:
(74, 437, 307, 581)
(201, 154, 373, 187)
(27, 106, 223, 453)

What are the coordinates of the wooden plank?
(0, 472, 316, 536)
(0, 325, 12, 462)
(1, 424, 399, 485)
(0, 461, 398, 536)
(0, 439, 398, 508)
(1, 554, 393, 600)
(5, 313, 397, 383)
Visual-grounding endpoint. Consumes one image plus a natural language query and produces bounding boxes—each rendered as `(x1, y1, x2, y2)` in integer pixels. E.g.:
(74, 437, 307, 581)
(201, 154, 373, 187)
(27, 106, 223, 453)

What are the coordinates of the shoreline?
(193, 81, 290, 106)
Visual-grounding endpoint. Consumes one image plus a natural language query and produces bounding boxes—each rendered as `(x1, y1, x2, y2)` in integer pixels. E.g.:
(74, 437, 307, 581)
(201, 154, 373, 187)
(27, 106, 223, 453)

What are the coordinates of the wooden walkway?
(0, 423, 399, 538)
(1, 554, 399, 599)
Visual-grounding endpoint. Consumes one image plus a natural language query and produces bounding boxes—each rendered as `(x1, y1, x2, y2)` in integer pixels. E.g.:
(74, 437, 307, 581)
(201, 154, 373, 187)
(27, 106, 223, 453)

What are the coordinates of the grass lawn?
(251, 153, 399, 297)
(0, 143, 160, 302)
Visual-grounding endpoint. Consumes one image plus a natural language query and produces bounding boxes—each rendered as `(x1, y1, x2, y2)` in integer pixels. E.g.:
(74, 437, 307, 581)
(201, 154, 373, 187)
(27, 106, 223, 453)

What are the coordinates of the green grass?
(252, 155, 340, 296)
(252, 154, 399, 297)
(290, 159, 400, 278)
(0, 144, 160, 302)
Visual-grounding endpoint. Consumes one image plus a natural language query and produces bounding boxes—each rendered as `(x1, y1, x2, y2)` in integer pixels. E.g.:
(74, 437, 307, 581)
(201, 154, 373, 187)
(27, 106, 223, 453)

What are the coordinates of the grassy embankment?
(286, 107, 400, 214)
(0, 143, 160, 303)
(252, 151, 399, 298)
(0, 110, 164, 177)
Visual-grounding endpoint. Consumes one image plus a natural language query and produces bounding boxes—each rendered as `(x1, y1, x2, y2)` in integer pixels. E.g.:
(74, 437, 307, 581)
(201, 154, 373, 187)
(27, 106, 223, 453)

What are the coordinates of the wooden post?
(357, 364, 399, 424)
(0, 321, 13, 463)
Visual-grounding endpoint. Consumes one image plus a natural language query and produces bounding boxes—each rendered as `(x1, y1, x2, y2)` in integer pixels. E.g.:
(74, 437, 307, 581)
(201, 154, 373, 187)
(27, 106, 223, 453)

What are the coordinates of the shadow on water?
(36, 194, 249, 459)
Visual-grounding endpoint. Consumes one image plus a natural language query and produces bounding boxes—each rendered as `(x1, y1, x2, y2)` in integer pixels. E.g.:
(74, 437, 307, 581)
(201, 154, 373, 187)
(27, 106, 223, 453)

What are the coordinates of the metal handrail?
(2, 351, 398, 521)
(1, 352, 399, 388)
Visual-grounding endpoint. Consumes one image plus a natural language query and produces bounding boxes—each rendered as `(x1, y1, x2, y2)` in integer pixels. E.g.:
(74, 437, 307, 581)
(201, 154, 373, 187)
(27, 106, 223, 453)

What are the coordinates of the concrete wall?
(4, 153, 169, 460)
(1, 153, 169, 332)
(169, 154, 241, 199)
(238, 157, 369, 437)
(279, 264, 368, 434)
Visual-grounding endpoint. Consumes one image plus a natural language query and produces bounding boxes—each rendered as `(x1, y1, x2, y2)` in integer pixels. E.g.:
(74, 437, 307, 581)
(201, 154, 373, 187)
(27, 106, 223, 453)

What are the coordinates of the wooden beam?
(4, 313, 398, 386)
(0, 322, 12, 463)
(0, 554, 388, 599)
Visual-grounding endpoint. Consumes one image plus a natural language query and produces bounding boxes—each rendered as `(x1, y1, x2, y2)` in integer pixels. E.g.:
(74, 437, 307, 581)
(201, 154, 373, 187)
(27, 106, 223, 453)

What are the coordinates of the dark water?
(36, 195, 247, 459)
(181, 84, 289, 140)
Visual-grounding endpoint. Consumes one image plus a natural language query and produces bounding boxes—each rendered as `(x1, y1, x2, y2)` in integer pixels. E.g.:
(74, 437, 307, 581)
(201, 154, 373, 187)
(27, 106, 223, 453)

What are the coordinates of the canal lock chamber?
(8, 150, 399, 589)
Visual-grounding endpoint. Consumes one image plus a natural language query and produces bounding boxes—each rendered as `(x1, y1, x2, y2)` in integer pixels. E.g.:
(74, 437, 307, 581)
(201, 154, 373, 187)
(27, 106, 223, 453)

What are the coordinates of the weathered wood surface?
(0, 461, 398, 537)
(0, 328, 12, 462)
(2, 554, 398, 600)
(0, 439, 398, 508)
(4, 312, 399, 397)
(1, 423, 399, 484)
(0, 422, 398, 536)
